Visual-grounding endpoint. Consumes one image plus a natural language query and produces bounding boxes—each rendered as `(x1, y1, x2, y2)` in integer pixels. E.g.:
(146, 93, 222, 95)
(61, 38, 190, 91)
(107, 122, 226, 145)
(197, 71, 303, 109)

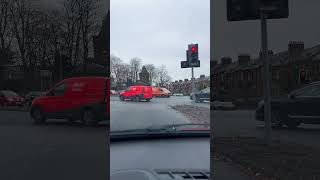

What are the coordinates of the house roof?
(212, 43, 320, 75)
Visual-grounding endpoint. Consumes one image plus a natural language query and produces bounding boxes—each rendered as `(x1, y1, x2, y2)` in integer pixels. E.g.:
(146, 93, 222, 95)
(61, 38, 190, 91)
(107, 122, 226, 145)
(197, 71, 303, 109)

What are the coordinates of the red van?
(30, 77, 110, 125)
(152, 87, 171, 98)
(119, 86, 152, 102)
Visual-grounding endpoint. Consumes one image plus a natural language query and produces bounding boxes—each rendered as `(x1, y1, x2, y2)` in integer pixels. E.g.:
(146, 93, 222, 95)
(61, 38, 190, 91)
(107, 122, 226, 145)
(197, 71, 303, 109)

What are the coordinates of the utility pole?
(261, 9, 272, 145)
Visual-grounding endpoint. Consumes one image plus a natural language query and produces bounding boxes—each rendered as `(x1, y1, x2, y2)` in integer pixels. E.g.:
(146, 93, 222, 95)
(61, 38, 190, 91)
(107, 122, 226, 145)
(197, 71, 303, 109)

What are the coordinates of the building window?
(248, 71, 252, 81)
(240, 72, 243, 81)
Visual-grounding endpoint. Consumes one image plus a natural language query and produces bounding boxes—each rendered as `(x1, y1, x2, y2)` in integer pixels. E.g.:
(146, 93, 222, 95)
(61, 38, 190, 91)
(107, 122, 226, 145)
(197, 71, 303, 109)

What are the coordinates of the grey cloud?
(111, 0, 210, 81)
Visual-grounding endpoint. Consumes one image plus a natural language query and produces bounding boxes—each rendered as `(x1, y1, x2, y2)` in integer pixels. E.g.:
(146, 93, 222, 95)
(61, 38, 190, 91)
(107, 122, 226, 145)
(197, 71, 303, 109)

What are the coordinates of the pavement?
(0, 110, 109, 180)
(110, 95, 209, 131)
(212, 110, 320, 148)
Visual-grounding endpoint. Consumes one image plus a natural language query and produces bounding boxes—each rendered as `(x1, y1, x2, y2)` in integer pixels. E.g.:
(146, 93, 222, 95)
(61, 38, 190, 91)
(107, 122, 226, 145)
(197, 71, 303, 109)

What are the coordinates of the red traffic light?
(191, 46, 197, 53)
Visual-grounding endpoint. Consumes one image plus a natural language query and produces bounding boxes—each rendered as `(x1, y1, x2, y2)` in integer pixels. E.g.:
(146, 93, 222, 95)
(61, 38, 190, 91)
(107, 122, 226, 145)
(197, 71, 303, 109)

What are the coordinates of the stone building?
(168, 75, 210, 95)
(137, 66, 150, 85)
(212, 41, 320, 104)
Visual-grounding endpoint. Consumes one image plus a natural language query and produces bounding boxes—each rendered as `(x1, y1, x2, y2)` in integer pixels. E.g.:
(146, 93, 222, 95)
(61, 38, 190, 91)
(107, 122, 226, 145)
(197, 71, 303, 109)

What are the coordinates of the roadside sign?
(181, 61, 189, 68)
(227, 0, 289, 21)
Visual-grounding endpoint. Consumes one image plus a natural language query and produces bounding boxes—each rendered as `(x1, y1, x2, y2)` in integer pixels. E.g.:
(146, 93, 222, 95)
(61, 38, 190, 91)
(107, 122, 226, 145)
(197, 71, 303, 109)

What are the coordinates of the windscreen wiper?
(110, 123, 210, 142)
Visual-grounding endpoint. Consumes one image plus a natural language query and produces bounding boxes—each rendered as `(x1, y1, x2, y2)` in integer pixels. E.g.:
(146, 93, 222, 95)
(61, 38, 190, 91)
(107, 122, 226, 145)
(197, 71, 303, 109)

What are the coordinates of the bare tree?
(0, 0, 13, 64)
(156, 64, 171, 87)
(61, 0, 79, 67)
(77, 0, 98, 72)
(111, 54, 123, 83)
(120, 63, 131, 83)
(9, 0, 29, 68)
(144, 64, 158, 85)
(129, 57, 141, 82)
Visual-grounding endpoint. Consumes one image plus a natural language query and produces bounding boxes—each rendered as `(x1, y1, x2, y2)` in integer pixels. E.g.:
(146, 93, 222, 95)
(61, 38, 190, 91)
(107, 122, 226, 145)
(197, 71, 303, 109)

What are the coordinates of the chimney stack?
(221, 57, 232, 65)
(288, 41, 304, 60)
(238, 54, 251, 65)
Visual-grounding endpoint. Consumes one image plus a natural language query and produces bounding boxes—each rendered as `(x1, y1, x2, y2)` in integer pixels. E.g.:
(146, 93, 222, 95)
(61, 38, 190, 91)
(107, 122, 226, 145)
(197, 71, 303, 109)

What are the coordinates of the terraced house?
(168, 75, 210, 95)
(212, 41, 320, 105)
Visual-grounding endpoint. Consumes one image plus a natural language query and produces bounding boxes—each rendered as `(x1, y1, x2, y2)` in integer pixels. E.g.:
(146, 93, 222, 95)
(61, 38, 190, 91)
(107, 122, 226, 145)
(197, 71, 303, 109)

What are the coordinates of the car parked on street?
(152, 87, 171, 98)
(256, 81, 320, 128)
(119, 85, 152, 102)
(190, 87, 210, 102)
(24, 91, 46, 106)
(0, 90, 24, 107)
(30, 76, 110, 125)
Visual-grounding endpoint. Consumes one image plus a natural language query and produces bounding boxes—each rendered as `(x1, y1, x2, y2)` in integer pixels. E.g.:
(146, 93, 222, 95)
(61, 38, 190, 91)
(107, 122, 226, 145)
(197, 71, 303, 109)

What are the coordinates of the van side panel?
(33, 77, 109, 122)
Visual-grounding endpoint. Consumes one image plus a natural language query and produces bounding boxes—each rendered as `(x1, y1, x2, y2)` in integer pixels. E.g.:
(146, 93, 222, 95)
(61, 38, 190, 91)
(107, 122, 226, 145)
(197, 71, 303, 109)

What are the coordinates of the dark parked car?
(256, 81, 320, 128)
(24, 91, 46, 106)
(0, 90, 24, 106)
(190, 87, 210, 102)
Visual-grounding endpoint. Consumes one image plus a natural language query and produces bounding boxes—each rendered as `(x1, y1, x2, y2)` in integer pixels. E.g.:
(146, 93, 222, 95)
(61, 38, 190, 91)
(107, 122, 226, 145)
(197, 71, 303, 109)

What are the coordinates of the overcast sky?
(111, 0, 210, 82)
(212, 0, 320, 61)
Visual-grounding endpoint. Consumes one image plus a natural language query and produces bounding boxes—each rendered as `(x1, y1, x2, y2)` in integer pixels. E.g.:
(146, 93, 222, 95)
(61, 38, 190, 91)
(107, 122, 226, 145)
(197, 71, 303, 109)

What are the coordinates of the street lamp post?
(260, 9, 272, 145)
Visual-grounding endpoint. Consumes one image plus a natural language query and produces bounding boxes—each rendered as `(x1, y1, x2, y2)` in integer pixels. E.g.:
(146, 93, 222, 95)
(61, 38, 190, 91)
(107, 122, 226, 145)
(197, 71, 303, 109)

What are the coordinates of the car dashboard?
(110, 137, 210, 180)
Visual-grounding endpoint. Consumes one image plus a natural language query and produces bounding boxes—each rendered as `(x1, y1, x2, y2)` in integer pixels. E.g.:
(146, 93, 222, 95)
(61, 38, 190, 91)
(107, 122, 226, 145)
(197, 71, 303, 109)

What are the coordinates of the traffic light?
(188, 44, 198, 63)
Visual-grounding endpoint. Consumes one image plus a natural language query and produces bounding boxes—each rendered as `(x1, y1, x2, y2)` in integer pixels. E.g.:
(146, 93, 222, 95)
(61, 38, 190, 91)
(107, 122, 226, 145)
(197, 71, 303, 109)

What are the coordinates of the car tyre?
(134, 96, 141, 102)
(31, 107, 46, 124)
(120, 96, 124, 101)
(145, 99, 151, 102)
(81, 109, 97, 126)
(271, 111, 283, 128)
(285, 120, 300, 129)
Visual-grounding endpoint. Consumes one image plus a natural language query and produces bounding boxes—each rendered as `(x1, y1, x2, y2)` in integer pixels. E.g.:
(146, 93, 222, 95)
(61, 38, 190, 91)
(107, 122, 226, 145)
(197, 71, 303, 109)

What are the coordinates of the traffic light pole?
(191, 66, 196, 107)
(261, 10, 272, 145)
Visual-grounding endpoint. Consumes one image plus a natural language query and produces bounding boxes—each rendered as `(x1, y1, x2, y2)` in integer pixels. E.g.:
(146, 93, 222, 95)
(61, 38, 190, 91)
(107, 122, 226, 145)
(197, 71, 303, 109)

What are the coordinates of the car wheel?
(67, 117, 76, 124)
(285, 120, 300, 129)
(120, 96, 124, 101)
(145, 99, 151, 102)
(134, 96, 141, 102)
(81, 109, 97, 126)
(31, 107, 46, 124)
(271, 111, 283, 128)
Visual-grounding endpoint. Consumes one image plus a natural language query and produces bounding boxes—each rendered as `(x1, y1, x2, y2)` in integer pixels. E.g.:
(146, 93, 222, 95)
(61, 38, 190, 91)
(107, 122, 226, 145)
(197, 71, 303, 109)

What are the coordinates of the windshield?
(110, 0, 210, 134)
(1, 91, 19, 97)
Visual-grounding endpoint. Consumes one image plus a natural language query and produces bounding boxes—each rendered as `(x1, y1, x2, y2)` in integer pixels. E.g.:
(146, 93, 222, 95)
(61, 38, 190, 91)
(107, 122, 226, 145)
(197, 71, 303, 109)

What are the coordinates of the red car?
(0, 90, 24, 106)
(119, 85, 152, 102)
(30, 77, 110, 125)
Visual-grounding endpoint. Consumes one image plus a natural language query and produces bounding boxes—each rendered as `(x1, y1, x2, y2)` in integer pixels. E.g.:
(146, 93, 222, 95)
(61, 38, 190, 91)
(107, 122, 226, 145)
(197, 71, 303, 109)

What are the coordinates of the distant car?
(152, 87, 171, 98)
(255, 81, 320, 129)
(111, 90, 118, 95)
(30, 77, 110, 125)
(190, 87, 210, 102)
(119, 86, 153, 102)
(0, 90, 24, 106)
(24, 91, 46, 106)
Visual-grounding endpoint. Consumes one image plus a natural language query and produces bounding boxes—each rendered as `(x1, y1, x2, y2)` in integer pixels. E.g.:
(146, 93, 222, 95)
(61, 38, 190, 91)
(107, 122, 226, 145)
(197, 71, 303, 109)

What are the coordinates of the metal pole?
(261, 10, 272, 145)
(192, 66, 196, 107)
